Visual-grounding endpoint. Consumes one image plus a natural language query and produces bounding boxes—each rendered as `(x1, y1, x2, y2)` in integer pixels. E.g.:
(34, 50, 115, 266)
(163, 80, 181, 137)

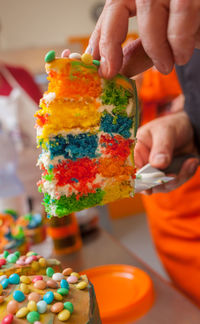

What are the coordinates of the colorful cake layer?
(0, 251, 101, 323)
(36, 52, 138, 217)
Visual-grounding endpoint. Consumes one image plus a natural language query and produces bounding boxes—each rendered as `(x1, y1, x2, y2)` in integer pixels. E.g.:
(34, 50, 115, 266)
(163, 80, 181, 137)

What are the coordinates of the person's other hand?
(88, 0, 200, 78)
(134, 111, 199, 194)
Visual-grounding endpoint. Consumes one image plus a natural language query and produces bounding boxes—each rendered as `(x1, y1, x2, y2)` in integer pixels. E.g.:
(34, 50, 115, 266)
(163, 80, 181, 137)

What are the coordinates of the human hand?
(134, 111, 199, 194)
(88, 0, 200, 78)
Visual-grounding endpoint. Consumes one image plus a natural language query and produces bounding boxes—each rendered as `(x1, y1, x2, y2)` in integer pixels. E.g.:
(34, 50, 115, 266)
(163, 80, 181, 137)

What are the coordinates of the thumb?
(149, 126, 175, 169)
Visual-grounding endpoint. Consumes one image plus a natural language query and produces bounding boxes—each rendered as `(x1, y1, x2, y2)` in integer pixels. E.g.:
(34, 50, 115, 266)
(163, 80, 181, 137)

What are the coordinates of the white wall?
(0, 0, 137, 50)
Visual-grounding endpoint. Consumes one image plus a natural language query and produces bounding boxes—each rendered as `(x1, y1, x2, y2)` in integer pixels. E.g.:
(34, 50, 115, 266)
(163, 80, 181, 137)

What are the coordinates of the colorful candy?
(27, 300, 37, 312)
(7, 300, 19, 314)
(67, 275, 78, 284)
(0, 283, 3, 294)
(20, 276, 31, 284)
(43, 291, 54, 304)
(38, 258, 47, 267)
(69, 52, 81, 59)
(1, 278, 9, 289)
(13, 290, 25, 302)
(46, 267, 54, 277)
(45, 50, 55, 63)
(60, 279, 69, 289)
(54, 292, 63, 301)
(64, 301, 74, 314)
(58, 309, 71, 321)
(8, 273, 20, 285)
(52, 272, 64, 281)
(16, 307, 29, 318)
(37, 300, 47, 314)
(46, 279, 58, 289)
(6, 254, 18, 263)
(81, 53, 93, 65)
(76, 281, 88, 290)
(1, 314, 14, 324)
(34, 280, 46, 290)
(28, 292, 41, 303)
(27, 311, 40, 323)
(57, 288, 69, 296)
(62, 268, 73, 276)
(61, 49, 71, 58)
(20, 283, 30, 294)
(51, 302, 64, 313)
(32, 275, 43, 283)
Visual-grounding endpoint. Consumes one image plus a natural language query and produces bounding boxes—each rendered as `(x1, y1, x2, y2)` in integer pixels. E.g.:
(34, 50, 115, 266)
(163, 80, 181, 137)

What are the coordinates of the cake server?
(135, 154, 200, 193)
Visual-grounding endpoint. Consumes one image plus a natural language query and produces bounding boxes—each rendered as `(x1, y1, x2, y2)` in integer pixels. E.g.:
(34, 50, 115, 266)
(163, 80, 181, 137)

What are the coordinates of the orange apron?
(139, 68, 200, 305)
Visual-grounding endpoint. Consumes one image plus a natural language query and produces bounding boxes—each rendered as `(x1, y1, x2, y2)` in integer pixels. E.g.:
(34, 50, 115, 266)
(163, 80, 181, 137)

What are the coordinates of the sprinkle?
(45, 50, 55, 63)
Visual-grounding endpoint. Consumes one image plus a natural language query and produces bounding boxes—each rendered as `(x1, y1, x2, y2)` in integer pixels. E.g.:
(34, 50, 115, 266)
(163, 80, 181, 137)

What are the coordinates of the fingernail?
(152, 154, 169, 166)
(188, 162, 198, 175)
(85, 45, 93, 54)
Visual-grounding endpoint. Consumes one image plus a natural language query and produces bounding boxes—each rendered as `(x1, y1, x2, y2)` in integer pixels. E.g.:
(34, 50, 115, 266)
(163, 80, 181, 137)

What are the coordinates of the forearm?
(176, 49, 200, 151)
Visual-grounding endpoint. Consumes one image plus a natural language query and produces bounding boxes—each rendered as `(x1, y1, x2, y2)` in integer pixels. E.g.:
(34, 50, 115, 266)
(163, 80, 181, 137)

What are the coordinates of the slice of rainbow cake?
(35, 51, 138, 217)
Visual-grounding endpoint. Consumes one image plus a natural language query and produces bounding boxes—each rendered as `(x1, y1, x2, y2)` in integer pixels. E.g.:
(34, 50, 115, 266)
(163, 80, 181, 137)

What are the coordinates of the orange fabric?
(139, 68, 200, 305)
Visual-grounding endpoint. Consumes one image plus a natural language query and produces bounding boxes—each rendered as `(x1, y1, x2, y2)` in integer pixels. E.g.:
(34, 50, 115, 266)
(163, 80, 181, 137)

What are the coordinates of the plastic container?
(0, 129, 27, 214)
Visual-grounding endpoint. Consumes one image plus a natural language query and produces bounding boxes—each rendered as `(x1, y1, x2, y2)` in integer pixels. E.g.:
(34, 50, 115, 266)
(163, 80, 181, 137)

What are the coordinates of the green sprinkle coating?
(45, 50, 55, 63)
(93, 59, 100, 67)
(46, 267, 55, 277)
(57, 288, 69, 296)
(64, 302, 74, 314)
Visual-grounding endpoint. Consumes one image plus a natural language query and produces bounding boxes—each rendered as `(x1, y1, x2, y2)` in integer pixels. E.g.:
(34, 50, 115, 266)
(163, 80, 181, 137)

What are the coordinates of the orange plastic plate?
(84, 264, 154, 324)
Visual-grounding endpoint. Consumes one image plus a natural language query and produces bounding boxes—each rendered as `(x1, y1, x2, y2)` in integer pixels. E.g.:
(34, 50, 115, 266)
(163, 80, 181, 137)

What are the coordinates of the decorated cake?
(0, 212, 29, 254)
(0, 251, 101, 323)
(35, 50, 138, 217)
(17, 212, 46, 245)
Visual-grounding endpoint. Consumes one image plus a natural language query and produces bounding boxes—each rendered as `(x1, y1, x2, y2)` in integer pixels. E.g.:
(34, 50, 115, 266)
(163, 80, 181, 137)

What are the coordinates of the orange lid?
(83, 264, 154, 324)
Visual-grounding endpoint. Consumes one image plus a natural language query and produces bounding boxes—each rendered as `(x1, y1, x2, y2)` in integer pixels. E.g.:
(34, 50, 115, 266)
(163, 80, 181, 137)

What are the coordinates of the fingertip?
(150, 153, 171, 169)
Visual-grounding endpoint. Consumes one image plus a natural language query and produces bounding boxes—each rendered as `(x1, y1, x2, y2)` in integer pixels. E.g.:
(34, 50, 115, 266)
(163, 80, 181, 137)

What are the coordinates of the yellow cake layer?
(102, 179, 133, 204)
(37, 98, 101, 139)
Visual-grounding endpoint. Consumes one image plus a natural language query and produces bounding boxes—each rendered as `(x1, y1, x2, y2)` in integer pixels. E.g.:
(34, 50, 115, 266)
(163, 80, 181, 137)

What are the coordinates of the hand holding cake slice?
(35, 50, 138, 217)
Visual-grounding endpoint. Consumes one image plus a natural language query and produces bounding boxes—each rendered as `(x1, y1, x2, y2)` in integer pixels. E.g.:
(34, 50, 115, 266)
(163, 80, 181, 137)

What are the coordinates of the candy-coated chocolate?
(2, 313, 14, 324)
(3, 251, 9, 258)
(32, 276, 43, 283)
(46, 267, 54, 277)
(27, 311, 40, 323)
(67, 275, 78, 284)
(34, 280, 46, 290)
(69, 52, 81, 60)
(7, 300, 19, 314)
(60, 279, 69, 289)
(46, 279, 58, 289)
(6, 254, 17, 263)
(62, 268, 73, 276)
(1, 278, 9, 289)
(81, 53, 93, 65)
(93, 59, 100, 67)
(28, 292, 41, 303)
(61, 49, 71, 58)
(20, 276, 31, 284)
(0, 283, 3, 294)
(16, 307, 29, 318)
(58, 309, 71, 321)
(43, 291, 54, 304)
(57, 288, 69, 296)
(52, 273, 64, 281)
(14, 251, 20, 258)
(45, 50, 55, 63)
(51, 302, 64, 313)
(70, 272, 80, 279)
(37, 300, 47, 314)
(38, 258, 47, 267)
(13, 290, 25, 302)
(16, 260, 25, 266)
(25, 256, 34, 264)
(34, 322, 41, 324)
(64, 301, 74, 314)
(54, 292, 63, 301)
(27, 300, 37, 312)
(0, 258, 6, 266)
(9, 273, 20, 285)
(20, 283, 30, 294)
(76, 281, 88, 290)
